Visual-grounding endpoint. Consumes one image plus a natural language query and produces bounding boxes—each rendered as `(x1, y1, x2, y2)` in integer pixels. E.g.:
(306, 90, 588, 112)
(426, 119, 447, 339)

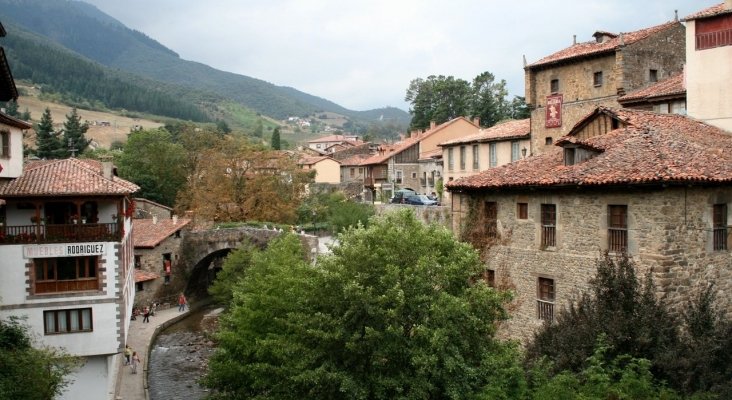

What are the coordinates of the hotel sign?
(23, 242, 106, 259)
(545, 94, 563, 128)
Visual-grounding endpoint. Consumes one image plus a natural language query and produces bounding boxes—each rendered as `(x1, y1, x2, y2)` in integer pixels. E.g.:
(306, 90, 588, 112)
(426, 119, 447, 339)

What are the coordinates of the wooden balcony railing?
(713, 227, 727, 251)
(608, 227, 627, 253)
(537, 299, 554, 322)
(541, 225, 556, 248)
(35, 278, 99, 294)
(0, 223, 120, 244)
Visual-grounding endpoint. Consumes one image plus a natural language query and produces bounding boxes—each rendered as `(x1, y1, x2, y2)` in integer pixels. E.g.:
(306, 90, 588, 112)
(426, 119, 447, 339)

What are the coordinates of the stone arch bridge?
(176, 227, 320, 298)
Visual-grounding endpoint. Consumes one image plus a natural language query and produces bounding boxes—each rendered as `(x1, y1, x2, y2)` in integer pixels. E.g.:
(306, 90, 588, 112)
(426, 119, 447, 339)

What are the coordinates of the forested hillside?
(2, 22, 210, 122)
(0, 0, 411, 125)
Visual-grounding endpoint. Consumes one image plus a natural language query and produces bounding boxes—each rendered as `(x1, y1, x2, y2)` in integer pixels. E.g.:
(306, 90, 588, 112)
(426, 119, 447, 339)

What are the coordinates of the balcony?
(537, 299, 554, 322)
(0, 223, 120, 244)
(608, 227, 628, 253)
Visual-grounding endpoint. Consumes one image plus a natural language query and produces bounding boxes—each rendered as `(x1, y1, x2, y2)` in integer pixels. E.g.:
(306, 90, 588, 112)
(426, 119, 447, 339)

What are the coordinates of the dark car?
(390, 188, 417, 203)
(405, 194, 438, 206)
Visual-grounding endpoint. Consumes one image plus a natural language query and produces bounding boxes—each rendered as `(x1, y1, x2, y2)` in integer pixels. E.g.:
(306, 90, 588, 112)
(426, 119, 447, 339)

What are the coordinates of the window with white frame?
(44, 308, 92, 334)
(447, 148, 454, 171)
(489, 143, 497, 167)
(511, 141, 520, 162)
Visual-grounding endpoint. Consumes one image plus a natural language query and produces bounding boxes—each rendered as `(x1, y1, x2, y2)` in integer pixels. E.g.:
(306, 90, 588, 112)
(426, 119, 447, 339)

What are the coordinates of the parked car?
(390, 188, 417, 204)
(405, 194, 438, 206)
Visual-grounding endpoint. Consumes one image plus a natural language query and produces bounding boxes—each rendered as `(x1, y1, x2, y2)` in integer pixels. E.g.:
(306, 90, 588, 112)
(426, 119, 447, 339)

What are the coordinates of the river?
(148, 306, 220, 400)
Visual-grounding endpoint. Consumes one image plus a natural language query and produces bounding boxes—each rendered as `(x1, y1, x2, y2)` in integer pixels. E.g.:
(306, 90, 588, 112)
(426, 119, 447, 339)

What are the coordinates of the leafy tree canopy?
(205, 210, 517, 399)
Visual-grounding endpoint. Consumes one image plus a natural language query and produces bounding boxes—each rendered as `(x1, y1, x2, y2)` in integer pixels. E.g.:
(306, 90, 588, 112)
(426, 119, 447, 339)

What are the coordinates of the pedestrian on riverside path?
(178, 293, 187, 312)
(124, 344, 132, 365)
(130, 351, 140, 374)
(142, 306, 150, 323)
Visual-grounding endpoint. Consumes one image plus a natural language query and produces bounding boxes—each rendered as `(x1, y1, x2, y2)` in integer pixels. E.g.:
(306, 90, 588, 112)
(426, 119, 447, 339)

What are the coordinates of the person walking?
(130, 351, 140, 374)
(123, 344, 132, 365)
(142, 306, 150, 323)
(178, 293, 187, 312)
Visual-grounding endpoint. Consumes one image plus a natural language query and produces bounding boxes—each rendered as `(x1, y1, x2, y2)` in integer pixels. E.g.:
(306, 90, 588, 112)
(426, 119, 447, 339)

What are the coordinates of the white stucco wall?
(58, 354, 119, 400)
(0, 126, 24, 178)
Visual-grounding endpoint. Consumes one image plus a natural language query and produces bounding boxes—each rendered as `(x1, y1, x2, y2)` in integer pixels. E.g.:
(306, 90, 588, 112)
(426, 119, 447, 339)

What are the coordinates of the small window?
(517, 203, 528, 219)
(447, 148, 454, 171)
(564, 147, 576, 166)
(350, 168, 355, 177)
(593, 71, 603, 87)
(411, 172, 417, 179)
(489, 143, 497, 167)
(545, 137, 553, 146)
(541, 204, 556, 248)
(134, 255, 142, 269)
(649, 69, 658, 83)
(483, 269, 495, 287)
(44, 308, 93, 334)
(608, 205, 628, 253)
(459, 146, 466, 170)
(511, 141, 520, 162)
(395, 170, 403, 184)
(550, 79, 559, 93)
(713, 204, 727, 251)
(472, 145, 479, 170)
(0, 130, 9, 158)
(316, 144, 321, 149)
(537, 278, 555, 322)
(136, 282, 144, 291)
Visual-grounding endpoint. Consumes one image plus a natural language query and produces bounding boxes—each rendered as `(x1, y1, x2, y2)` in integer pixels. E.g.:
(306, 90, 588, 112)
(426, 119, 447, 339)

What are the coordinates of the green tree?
(216, 119, 231, 135)
(61, 107, 91, 157)
(116, 128, 187, 206)
(508, 96, 530, 119)
(3, 99, 18, 117)
(469, 71, 509, 128)
(34, 107, 63, 159)
(0, 317, 80, 400)
(326, 197, 375, 233)
(205, 210, 517, 399)
(270, 126, 281, 150)
(252, 119, 264, 138)
(20, 108, 31, 121)
(208, 243, 255, 305)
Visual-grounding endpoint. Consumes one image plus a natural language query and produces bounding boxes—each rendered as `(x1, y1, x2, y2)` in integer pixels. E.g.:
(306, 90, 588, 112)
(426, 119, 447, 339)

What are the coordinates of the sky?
(83, 0, 715, 112)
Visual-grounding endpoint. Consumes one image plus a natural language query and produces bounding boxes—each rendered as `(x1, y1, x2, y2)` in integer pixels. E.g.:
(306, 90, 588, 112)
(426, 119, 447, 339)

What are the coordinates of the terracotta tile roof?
(360, 117, 477, 165)
(684, 3, 731, 20)
(0, 158, 139, 197)
(308, 134, 364, 144)
(527, 21, 680, 69)
(133, 217, 191, 248)
(439, 119, 530, 146)
(339, 154, 372, 166)
(298, 155, 336, 165)
(618, 73, 686, 103)
(0, 110, 32, 129)
(448, 107, 732, 191)
(418, 148, 443, 161)
(134, 269, 160, 283)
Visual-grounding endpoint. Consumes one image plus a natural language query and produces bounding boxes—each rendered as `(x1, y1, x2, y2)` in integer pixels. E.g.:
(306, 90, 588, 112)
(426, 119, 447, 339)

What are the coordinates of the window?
(564, 147, 576, 166)
(608, 205, 628, 253)
(489, 143, 497, 167)
(136, 282, 144, 291)
(593, 71, 603, 87)
(713, 204, 727, 251)
(44, 308, 92, 334)
(517, 203, 528, 219)
(649, 69, 658, 83)
(350, 168, 355, 177)
(550, 79, 559, 93)
(545, 137, 553, 146)
(0, 130, 9, 158)
(459, 146, 466, 170)
(483, 269, 495, 287)
(316, 144, 321, 149)
(472, 145, 479, 170)
(34, 256, 99, 294)
(511, 141, 520, 162)
(484, 201, 498, 239)
(541, 204, 556, 248)
(695, 16, 732, 50)
(537, 278, 555, 322)
(134, 255, 142, 269)
(447, 148, 454, 171)
(411, 172, 417, 179)
(395, 170, 403, 184)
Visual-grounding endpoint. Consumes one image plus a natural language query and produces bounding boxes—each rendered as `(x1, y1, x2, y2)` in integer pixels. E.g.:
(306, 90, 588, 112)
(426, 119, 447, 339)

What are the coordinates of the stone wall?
(376, 204, 451, 229)
(134, 233, 186, 307)
(452, 185, 732, 343)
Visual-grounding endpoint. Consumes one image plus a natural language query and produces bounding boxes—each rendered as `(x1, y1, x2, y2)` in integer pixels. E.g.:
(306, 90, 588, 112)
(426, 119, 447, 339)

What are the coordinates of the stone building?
(525, 19, 685, 156)
(684, 1, 732, 132)
(438, 119, 530, 204)
(132, 216, 191, 307)
(618, 73, 686, 113)
(447, 107, 732, 342)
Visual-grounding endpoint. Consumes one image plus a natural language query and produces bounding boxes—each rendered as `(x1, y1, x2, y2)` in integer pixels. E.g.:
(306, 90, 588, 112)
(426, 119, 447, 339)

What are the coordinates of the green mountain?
(0, 0, 410, 125)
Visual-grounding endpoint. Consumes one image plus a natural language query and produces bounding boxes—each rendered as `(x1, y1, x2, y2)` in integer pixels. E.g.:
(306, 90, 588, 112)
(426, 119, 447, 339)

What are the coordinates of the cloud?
(83, 0, 709, 111)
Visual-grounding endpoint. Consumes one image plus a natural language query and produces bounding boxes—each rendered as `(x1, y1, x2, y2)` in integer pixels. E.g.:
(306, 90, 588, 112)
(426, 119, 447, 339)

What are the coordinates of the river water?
(148, 306, 220, 400)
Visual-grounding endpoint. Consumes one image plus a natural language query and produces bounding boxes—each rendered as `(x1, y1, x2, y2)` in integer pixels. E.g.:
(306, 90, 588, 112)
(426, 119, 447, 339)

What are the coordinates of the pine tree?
(20, 108, 31, 121)
(35, 108, 62, 159)
(3, 100, 18, 117)
(271, 127, 281, 150)
(61, 108, 91, 157)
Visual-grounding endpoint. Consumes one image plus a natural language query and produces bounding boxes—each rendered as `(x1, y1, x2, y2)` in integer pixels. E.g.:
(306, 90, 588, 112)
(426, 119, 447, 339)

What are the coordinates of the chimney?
(473, 117, 480, 126)
(430, 121, 436, 130)
(573, 34, 576, 45)
(172, 215, 178, 225)
(674, 10, 678, 21)
(102, 161, 114, 180)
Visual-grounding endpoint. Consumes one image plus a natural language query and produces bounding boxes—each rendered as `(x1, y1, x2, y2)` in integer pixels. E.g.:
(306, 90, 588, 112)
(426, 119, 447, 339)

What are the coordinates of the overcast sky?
(82, 0, 714, 112)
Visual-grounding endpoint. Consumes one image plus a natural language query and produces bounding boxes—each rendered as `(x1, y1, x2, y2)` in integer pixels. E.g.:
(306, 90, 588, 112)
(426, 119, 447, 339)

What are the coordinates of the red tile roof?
(418, 148, 443, 161)
(439, 119, 530, 146)
(684, 3, 731, 20)
(360, 117, 477, 166)
(0, 110, 32, 129)
(339, 154, 372, 166)
(527, 21, 680, 69)
(134, 269, 160, 283)
(618, 73, 685, 104)
(133, 217, 191, 248)
(448, 107, 732, 191)
(0, 158, 139, 197)
(298, 155, 337, 166)
(308, 134, 364, 144)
